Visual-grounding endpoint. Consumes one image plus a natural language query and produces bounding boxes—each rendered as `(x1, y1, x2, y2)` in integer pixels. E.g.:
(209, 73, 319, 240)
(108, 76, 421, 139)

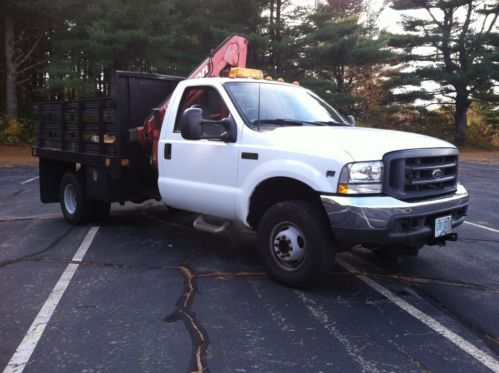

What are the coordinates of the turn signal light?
(337, 184, 349, 194)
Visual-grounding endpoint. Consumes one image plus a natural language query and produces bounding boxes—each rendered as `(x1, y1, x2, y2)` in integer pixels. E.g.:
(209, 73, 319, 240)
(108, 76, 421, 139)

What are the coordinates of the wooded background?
(1, 0, 498, 146)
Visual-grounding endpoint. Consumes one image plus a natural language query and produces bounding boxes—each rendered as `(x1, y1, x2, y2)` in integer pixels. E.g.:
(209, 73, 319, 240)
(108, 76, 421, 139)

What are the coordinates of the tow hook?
(428, 232, 458, 247)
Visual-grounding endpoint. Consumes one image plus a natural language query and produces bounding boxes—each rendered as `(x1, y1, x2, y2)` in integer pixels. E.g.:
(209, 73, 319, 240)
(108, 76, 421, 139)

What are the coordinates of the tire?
(59, 172, 94, 225)
(257, 200, 335, 288)
(92, 200, 111, 221)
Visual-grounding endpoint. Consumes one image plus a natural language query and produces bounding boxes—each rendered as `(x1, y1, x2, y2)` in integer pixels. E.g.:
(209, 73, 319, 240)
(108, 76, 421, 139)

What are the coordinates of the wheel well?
(247, 177, 325, 229)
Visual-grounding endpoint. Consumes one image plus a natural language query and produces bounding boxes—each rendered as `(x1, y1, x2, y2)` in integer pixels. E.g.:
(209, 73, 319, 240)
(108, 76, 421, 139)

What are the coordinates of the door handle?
(164, 143, 172, 159)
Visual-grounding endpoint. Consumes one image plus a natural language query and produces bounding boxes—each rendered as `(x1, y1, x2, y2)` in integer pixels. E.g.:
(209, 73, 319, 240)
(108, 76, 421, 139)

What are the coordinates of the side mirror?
(180, 107, 203, 140)
(180, 107, 237, 143)
(347, 115, 356, 127)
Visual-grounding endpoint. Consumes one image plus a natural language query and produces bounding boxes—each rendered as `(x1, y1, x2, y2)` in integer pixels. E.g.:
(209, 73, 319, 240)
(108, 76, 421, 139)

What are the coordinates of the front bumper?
(321, 184, 469, 247)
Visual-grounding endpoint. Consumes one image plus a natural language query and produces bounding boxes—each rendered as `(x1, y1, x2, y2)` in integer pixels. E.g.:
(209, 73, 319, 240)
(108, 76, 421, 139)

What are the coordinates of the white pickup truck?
(34, 72, 469, 287)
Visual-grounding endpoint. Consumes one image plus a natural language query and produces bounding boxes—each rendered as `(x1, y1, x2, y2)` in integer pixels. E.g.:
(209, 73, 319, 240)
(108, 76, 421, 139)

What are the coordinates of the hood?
(263, 126, 455, 161)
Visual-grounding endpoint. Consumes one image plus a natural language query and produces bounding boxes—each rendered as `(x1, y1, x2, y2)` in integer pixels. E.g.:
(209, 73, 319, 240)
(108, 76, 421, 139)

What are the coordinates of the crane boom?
(129, 34, 249, 166)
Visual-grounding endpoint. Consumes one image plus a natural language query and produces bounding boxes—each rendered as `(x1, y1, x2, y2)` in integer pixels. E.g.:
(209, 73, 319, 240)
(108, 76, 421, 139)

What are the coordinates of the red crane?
(130, 35, 249, 167)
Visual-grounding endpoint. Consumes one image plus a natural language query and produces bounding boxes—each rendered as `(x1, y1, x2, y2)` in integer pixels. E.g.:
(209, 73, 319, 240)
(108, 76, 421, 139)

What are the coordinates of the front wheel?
(257, 200, 335, 288)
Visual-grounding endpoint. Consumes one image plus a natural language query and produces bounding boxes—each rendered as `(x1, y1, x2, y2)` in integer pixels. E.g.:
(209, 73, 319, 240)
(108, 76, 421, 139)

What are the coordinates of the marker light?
(228, 67, 263, 79)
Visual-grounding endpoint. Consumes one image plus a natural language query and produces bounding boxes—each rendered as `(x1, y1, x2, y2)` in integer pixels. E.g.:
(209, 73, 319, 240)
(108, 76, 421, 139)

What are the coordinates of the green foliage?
(367, 104, 456, 141)
(0, 116, 36, 144)
(285, 2, 393, 114)
(41, 0, 265, 99)
(388, 0, 499, 144)
(45, 0, 182, 99)
(364, 102, 499, 149)
(466, 102, 499, 148)
(170, 0, 264, 75)
(3, 0, 495, 151)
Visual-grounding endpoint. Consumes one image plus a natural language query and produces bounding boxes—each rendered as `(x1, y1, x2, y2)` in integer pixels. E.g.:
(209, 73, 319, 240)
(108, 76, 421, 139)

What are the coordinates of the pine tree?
(295, 2, 392, 114)
(46, 0, 181, 99)
(389, 0, 498, 145)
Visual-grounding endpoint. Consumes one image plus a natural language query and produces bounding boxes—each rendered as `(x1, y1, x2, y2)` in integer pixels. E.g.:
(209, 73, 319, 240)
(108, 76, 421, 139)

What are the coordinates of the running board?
(193, 215, 230, 233)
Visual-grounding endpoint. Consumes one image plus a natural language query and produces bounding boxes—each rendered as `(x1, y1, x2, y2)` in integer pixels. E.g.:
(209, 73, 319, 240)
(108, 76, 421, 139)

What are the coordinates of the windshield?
(224, 82, 349, 129)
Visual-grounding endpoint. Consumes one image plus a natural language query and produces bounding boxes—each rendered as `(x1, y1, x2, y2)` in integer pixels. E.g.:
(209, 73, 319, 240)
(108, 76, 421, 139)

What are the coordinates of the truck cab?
(157, 76, 469, 286)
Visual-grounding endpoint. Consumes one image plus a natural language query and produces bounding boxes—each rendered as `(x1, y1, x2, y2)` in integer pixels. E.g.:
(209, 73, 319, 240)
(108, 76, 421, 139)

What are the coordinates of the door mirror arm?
(219, 116, 237, 143)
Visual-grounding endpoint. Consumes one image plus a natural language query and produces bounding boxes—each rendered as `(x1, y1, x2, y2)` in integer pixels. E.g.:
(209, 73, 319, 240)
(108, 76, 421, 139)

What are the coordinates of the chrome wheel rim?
(270, 222, 307, 271)
(64, 184, 77, 215)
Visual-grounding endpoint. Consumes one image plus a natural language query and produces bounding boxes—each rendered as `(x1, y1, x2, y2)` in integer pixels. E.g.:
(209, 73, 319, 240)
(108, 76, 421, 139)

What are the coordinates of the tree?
(45, 0, 182, 99)
(389, 0, 499, 145)
(43, 0, 265, 99)
(2, 0, 51, 120)
(295, 2, 392, 114)
(172, 0, 264, 75)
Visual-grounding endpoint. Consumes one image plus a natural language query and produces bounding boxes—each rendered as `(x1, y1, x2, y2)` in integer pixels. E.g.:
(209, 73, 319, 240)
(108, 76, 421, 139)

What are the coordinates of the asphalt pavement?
(0, 160, 498, 372)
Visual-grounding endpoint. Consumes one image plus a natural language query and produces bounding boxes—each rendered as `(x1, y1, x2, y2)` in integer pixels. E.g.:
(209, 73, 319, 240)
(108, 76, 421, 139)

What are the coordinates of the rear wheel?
(257, 200, 335, 288)
(59, 172, 94, 225)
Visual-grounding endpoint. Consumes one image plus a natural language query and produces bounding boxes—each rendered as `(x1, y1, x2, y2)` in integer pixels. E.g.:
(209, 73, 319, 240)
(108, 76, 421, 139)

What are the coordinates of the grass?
(0, 144, 38, 167)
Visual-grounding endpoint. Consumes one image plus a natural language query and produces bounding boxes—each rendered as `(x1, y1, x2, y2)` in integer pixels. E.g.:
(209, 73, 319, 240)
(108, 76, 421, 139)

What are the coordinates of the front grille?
(384, 148, 459, 201)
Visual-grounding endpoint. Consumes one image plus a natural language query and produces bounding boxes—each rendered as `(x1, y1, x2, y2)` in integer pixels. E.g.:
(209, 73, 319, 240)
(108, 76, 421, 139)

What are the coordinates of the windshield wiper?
(253, 119, 325, 126)
(312, 120, 344, 126)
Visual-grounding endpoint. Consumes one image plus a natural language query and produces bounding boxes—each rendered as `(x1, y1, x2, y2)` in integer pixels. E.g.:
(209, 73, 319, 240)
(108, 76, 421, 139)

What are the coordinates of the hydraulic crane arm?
(129, 34, 249, 166)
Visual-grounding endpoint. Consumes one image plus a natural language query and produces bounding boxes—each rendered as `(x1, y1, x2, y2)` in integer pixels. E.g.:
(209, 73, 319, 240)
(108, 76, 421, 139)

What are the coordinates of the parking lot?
(1, 158, 498, 372)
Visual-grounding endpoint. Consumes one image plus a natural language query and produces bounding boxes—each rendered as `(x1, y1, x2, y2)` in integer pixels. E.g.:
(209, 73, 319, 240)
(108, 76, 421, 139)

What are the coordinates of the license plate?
(435, 215, 452, 238)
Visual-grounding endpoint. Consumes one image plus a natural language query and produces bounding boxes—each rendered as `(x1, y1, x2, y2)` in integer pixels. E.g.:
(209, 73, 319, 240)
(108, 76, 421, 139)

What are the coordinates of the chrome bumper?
(321, 184, 469, 246)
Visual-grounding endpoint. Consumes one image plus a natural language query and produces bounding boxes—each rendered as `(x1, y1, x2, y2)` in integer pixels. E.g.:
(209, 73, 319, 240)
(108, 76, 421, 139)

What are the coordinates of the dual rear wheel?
(59, 172, 110, 225)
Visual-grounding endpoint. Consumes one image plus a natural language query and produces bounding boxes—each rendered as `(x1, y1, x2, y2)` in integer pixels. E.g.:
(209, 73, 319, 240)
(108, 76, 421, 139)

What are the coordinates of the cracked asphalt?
(1, 159, 498, 372)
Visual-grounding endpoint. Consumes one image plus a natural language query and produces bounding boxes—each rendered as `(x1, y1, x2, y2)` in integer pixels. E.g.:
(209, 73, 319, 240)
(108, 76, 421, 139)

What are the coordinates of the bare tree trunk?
(269, 0, 275, 74)
(4, 14, 18, 121)
(275, 0, 282, 74)
(454, 91, 469, 146)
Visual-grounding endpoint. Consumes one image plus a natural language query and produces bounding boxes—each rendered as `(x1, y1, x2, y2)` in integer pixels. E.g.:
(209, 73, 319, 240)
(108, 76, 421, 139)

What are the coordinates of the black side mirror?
(180, 108, 203, 140)
(180, 107, 237, 143)
(347, 115, 356, 127)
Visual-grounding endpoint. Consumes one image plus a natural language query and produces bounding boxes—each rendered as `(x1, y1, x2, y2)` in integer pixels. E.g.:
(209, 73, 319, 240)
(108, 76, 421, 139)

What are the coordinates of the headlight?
(337, 161, 383, 194)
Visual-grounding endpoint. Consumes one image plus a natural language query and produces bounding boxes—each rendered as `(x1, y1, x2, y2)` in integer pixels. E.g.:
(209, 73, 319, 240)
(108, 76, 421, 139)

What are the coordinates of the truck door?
(158, 85, 239, 220)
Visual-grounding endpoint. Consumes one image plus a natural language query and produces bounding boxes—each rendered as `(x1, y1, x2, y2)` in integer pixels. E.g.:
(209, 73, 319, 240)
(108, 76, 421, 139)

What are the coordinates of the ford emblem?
(432, 169, 444, 178)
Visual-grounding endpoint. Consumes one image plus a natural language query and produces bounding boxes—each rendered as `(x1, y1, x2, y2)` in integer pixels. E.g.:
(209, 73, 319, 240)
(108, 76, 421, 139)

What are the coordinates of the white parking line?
(3, 226, 100, 373)
(20, 176, 39, 185)
(336, 257, 499, 373)
(464, 221, 499, 234)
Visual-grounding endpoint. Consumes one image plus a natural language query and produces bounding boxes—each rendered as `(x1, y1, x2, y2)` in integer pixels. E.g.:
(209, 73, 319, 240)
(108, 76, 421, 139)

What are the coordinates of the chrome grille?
(384, 148, 459, 201)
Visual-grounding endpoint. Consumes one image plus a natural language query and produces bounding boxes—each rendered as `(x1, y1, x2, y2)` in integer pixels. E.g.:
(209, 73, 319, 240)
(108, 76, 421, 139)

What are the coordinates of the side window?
(174, 86, 230, 132)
